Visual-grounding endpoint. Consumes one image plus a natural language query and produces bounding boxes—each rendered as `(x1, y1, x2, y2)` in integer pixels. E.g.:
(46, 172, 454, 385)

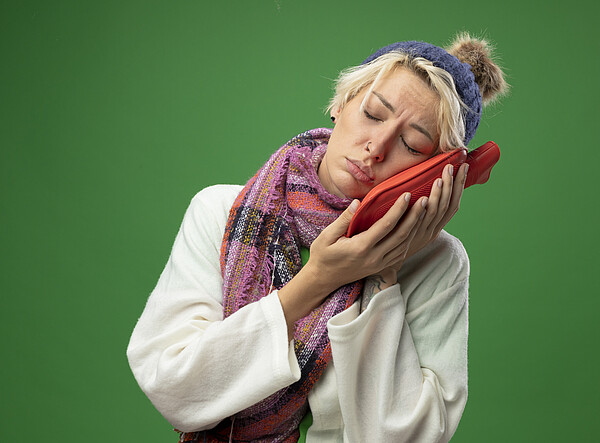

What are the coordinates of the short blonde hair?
(327, 52, 468, 152)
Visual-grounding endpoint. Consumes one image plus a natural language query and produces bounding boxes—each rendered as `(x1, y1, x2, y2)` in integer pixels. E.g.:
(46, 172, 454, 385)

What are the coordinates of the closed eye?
(363, 109, 382, 122)
(400, 136, 421, 156)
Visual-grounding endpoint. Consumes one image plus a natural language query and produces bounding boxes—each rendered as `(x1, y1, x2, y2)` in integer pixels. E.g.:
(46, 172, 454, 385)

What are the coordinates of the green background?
(1, 0, 598, 441)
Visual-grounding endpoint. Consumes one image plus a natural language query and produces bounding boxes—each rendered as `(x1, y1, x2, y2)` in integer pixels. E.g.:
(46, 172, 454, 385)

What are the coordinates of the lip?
(346, 159, 374, 184)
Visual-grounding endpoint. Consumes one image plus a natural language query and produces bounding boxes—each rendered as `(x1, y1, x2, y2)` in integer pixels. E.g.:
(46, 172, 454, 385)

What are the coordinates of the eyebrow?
(373, 91, 395, 113)
(372, 90, 434, 142)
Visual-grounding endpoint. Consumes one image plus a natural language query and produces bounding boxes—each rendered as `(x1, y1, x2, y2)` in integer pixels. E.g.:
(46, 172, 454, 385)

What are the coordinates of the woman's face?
(319, 67, 441, 199)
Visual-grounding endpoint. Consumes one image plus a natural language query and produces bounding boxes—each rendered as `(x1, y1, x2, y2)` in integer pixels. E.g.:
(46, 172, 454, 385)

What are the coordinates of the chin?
(331, 175, 369, 200)
(344, 188, 369, 200)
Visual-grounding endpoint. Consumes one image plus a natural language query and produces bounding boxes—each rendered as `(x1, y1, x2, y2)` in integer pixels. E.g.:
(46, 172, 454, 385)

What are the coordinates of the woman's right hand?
(279, 192, 428, 337)
(306, 192, 429, 293)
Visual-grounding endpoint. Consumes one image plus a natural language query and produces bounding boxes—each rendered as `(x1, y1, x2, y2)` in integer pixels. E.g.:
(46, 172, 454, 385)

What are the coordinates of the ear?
(330, 105, 342, 121)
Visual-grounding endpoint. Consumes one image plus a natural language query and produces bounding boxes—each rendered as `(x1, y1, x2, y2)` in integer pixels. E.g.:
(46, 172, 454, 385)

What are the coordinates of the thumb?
(323, 199, 360, 239)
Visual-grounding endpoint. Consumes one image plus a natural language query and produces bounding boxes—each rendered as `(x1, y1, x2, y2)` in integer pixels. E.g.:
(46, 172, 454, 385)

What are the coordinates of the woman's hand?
(278, 192, 427, 337)
(279, 161, 466, 336)
(359, 163, 468, 312)
(406, 163, 468, 259)
(305, 191, 428, 294)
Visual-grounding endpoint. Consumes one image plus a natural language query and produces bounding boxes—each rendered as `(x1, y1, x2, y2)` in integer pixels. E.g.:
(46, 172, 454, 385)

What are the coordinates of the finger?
(437, 163, 454, 218)
(434, 163, 467, 232)
(420, 176, 443, 230)
(421, 165, 453, 232)
(361, 192, 412, 244)
(321, 199, 360, 241)
(382, 199, 427, 266)
(379, 196, 428, 250)
(423, 163, 454, 236)
(408, 206, 427, 244)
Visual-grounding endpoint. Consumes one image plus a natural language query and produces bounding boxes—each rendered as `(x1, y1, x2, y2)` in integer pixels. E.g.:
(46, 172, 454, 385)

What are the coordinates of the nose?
(365, 136, 391, 162)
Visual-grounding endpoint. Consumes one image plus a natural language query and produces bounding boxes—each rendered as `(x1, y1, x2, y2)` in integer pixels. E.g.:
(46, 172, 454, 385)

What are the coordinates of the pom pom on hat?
(446, 33, 509, 105)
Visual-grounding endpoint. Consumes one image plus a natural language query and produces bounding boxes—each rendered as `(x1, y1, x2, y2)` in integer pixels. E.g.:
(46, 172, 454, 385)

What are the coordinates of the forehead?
(372, 67, 439, 114)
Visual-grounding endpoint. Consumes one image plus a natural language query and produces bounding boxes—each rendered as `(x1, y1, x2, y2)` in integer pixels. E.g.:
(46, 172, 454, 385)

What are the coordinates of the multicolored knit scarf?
(178, 128, 363, 442)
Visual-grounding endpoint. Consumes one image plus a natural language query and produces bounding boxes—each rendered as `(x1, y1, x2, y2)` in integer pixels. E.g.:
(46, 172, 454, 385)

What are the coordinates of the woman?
(128, 33, 507, 442)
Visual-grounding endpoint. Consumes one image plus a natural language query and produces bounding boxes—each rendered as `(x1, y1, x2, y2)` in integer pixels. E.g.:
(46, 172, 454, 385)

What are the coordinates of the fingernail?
(421, 197, 428, 208)
(404, 193, 411, 202)
(463, 164, 469, 184)
(437, 178, 443, 188)
(348, 199, 359, 214)
(448, 164, 454, 176)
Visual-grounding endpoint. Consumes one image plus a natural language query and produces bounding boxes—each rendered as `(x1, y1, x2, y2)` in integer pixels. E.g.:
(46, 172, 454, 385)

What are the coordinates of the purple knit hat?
(362, 41, 482, 145)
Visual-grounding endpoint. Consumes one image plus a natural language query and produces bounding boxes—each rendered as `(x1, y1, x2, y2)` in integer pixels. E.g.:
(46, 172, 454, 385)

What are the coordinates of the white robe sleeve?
(327, 232, 469, 442)
(126, 185, 301, 432)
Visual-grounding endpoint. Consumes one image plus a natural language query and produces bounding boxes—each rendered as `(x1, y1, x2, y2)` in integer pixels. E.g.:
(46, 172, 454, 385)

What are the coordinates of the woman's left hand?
(361, 162, 468, 307)
(406, 162, 469, 258)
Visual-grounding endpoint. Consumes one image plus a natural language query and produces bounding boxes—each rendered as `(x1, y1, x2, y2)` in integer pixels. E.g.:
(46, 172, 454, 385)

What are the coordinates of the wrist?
(278, 264, 333, 335)
(379, 268, 398, 288)
(301, 260, 341, 297)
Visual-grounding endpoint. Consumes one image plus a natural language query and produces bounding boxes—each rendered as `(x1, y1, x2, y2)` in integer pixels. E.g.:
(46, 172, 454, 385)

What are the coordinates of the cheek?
(328, 131, 357, 159)
(325, 137, 344, 160)
(336, 112, 369, 145)
(380, 154, 425, 181)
